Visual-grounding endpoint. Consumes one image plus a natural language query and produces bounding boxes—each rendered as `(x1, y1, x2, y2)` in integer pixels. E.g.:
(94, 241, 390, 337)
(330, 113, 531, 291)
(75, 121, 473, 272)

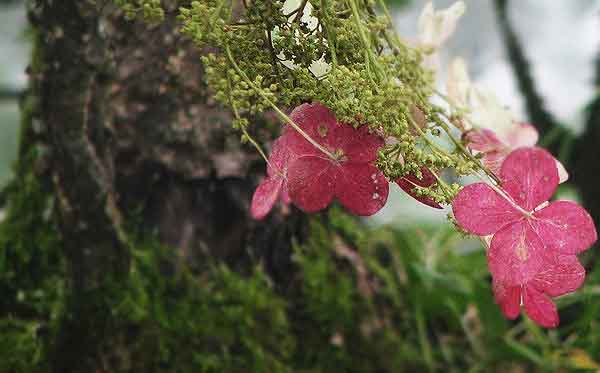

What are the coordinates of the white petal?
(470, 88, 515, 135)
(418, 1, 466, 50)
(309, 58, 331, 79)
(417, 2, 436, 48)
(556, 160, 569, 184)
(502, 122, 539, 148)
(446, 57, 472, 108)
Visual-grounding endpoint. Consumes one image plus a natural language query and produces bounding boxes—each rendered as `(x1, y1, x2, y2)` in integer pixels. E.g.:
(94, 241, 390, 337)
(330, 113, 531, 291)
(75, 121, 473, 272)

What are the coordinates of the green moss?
(1, 168, 597, 372)
(0, 126, 65, 373)
(97, 230, 295, 372)
(0, 318, 44, 372)
(0, 27, 65, 371)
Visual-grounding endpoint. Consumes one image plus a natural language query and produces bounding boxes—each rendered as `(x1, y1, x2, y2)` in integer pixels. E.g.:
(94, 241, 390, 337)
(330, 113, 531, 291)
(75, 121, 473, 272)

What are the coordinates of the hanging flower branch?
(115, 0, 600, 327)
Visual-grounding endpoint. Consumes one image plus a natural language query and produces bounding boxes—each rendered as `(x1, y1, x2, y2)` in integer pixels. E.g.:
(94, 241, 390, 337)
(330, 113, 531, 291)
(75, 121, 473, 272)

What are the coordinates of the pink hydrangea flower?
(285, 103, 389, 216)
(395, 167, 442, 209)
(493, 255, 585, 327)
(465, 123, 568, 183)
(251, 102, 389, 219)
(452, 147, 597, 327)
(250, 136, 293, 220)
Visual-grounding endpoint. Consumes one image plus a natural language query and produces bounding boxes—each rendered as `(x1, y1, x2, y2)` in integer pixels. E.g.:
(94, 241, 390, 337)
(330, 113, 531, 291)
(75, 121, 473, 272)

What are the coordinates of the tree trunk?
(25, 1, 305, 370)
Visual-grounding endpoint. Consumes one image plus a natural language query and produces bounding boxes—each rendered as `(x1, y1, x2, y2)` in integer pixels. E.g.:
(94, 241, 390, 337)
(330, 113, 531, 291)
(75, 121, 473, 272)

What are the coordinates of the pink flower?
(284, 103, 389, 216)
(452, 147, 597, 327)
(395, 167, 443, 209)
(465, 123, 568, 183)
(251, 102, 389, 218)
(250, 136, 293, 220)
(446, 58, 567, 182)
(493, 255, 585, 328)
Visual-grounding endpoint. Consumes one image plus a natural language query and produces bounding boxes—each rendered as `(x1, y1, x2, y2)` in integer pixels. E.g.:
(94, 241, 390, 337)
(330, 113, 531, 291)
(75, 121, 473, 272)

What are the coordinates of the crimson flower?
(285, 103, 389, 216)
(250, 136, 293, 220)
(251, 102, 389, 218)
(395, 167, 442, 209)
(452, 147, 597, 327)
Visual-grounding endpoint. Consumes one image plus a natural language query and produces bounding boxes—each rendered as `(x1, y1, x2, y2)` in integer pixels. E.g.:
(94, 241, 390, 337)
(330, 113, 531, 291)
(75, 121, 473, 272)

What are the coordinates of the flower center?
(332, 148, 346, 161)
(317, 123, 328, 138)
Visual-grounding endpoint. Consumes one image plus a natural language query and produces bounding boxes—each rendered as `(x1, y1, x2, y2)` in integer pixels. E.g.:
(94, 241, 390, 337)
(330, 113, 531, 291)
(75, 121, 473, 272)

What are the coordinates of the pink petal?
(504, 122, 539, 148)
(286, 102, 339, 152)
(523, 285, 559, 328)
(287, 155, 337, 213)
(402, 167, 437, 187)
(481, 150, 508, 176)
(464, 128, 504, 153)
(267, 136, 293, 177)
(336, 163, 389, 216)
(396, 177, 442, 209)
(531, 255, 585, 297)
(280, 182, 291, 204)
(251, 177, 284, 220)
(334, 125, 384, 163)
(500, 147, 559, 211)
(532, 200, 598, 255)
(492, 279, 521, 319)
(488, 220, 549, 285)
(452, 183, 521, 235)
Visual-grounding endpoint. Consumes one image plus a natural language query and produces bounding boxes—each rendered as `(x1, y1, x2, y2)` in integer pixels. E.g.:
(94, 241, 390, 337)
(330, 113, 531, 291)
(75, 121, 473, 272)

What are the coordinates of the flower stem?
(436, 119, 502, 185)
(320, 0, 338, 68)
(226, 74, 272, 167)
(225, 45, 337, 160)
(347, 0, 386, 81)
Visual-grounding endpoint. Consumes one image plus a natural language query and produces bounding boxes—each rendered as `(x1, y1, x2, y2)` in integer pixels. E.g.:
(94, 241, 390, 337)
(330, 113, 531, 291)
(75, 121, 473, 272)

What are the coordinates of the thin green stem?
(347, 0, 385, 80)
(226, 75, 270, 165)
(320, 0, 338, 68)
(292, 0, 309, 24)
(225, 45, 337, 160)
(415, 300, 435, 372)
(437, 119, 502, 185)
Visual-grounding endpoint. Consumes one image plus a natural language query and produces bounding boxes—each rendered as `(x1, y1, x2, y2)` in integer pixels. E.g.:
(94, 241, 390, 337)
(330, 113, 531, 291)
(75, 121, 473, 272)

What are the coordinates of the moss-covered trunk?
(14, 1, 305, 371)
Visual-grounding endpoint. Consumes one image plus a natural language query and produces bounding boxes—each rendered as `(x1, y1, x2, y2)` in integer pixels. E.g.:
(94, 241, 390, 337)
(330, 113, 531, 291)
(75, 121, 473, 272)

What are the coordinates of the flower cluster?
(443, 57, 597, 326)
(251, 102, 389, 219)
(251, 103, 444, 219)
(251, 102, 598, 328)
(452, 147, 597, 327)
(447, 58, 568, 182)
(242, 0, 598, 329)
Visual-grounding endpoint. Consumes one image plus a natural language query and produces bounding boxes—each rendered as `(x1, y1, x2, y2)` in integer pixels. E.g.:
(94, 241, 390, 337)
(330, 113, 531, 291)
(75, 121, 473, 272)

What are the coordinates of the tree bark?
(27, 1, 306, 370)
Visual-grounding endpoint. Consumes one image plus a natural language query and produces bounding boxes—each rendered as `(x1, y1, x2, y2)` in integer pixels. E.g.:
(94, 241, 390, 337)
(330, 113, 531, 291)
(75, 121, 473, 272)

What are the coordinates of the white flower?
(447, 57, 569, 183)
(274, 0, 331, 79)
(446, 57, 472, 108)
(418, 1, 466, 52)
(447, 57, 515, 133)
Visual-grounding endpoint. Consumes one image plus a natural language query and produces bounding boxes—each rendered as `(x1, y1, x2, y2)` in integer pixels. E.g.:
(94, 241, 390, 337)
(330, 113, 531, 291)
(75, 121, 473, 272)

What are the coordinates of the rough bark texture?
(27, 1, 305, 370)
